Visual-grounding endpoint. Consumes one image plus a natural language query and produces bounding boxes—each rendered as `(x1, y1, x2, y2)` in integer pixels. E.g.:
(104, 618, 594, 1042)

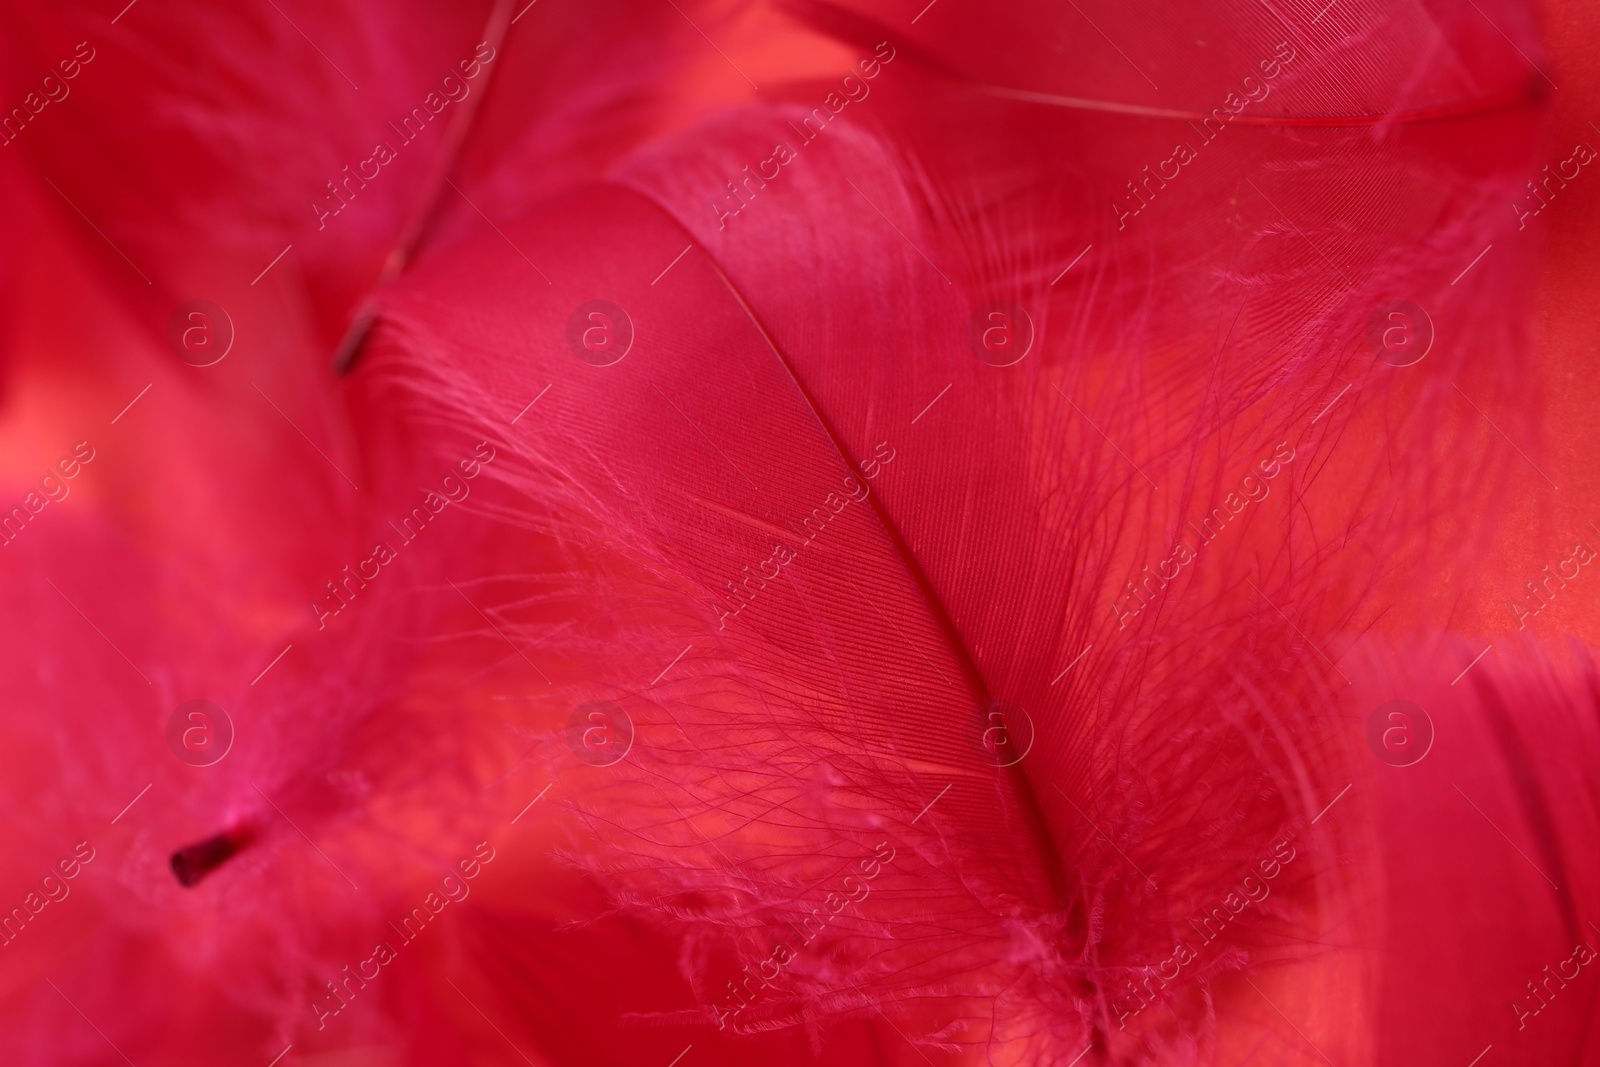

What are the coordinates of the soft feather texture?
(0, 0, 1595, 1064)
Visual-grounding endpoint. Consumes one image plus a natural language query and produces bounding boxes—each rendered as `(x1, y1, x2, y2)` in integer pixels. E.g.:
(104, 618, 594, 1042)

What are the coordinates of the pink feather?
(0, 0, 1594, 1064)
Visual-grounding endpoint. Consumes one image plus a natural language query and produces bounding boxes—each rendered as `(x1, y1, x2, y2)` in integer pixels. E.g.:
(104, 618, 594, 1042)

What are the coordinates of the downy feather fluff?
(0, 0, 1595, 1064)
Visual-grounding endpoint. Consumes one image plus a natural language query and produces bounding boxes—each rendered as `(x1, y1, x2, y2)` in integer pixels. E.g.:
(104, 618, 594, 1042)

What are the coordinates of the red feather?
(0, 0, 1595, 1064)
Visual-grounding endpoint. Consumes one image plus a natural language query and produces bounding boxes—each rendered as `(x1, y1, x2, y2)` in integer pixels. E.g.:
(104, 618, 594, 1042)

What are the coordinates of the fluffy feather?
(0, 0, 1594, 1064)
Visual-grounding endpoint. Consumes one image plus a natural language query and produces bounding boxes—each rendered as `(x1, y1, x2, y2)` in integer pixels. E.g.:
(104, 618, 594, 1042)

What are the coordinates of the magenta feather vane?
(0, 0, 1596, 1064)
